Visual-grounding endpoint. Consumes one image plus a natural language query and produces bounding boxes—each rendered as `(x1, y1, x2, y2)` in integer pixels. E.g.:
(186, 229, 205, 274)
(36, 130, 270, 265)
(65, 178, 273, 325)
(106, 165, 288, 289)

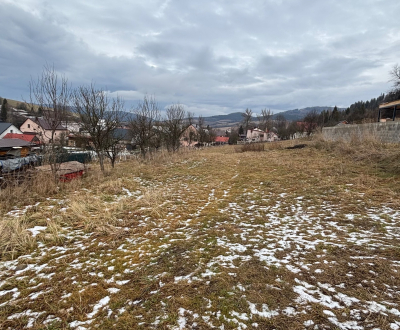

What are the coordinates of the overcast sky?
(1, 0, 399, 116)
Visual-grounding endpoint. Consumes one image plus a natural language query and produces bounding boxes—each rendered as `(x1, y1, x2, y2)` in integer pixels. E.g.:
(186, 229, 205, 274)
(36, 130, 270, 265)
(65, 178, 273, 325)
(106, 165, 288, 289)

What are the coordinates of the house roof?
(3, 133, 39, 143)
(379, 100, 400, 109)
(215, 136, 229, 143)
(0, 138, 32, 149)
(33, 118, 67, 130)
(113, 128, 132, 141)
(0, 122, 12, 134)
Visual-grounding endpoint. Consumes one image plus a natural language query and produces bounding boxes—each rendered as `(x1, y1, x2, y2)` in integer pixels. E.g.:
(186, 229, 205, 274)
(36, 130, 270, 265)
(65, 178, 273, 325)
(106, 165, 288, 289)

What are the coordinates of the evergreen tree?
(1, 98, 8, 122)
(331, 106, 339, 122)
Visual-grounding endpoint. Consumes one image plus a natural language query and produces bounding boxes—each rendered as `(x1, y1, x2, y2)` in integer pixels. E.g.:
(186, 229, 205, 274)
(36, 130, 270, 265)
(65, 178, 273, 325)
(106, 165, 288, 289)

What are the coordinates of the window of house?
(10, 130, 13, 133)
(28, 124, 30, 128)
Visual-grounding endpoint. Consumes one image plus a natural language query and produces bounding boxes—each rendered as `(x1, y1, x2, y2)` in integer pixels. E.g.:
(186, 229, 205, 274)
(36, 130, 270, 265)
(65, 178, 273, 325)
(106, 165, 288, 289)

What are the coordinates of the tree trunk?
(98, 152, 105, 172)
(140, 146, 146, 159)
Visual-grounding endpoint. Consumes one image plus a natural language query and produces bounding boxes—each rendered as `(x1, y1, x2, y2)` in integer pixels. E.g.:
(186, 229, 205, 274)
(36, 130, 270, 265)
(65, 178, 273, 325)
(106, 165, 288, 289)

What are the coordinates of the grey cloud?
(1, 0, 400, 115)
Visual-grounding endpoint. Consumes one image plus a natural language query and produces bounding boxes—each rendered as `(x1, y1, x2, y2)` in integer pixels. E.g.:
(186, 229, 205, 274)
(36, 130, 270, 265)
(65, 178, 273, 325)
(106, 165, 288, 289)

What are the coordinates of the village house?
(0, 122, 22, 139)
(20, 118, 69, 144)
(267, 131, 279, 141)
(3, 133, 41, 145)
(113, 128, 133, 151)
(246, 128, 266, 142)
(244, 128, 279, 143)
(214, 136, 229, 145)
(180, 124, 199, 147)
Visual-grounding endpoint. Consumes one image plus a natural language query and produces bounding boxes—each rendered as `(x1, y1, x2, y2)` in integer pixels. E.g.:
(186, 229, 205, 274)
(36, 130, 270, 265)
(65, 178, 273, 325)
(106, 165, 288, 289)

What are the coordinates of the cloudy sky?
(1, 0, 399, 116)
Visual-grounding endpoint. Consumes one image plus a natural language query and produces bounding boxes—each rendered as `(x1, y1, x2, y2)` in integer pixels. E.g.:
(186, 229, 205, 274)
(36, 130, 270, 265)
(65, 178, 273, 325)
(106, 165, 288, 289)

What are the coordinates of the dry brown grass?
(235, 143, 265, 153)
(312, 133, 400, 176)
(0, 216, 36, 259)
(1, 141, 400, 329)
(0, 171, 59, 215)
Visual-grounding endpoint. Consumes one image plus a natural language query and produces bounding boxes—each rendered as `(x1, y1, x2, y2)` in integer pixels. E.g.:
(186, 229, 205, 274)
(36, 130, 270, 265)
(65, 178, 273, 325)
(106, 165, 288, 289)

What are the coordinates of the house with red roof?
(214, 136, 229, 145)
(20, 118, 68, 144)
(0, 122, 22, 139)
(3, 133, 41, 145)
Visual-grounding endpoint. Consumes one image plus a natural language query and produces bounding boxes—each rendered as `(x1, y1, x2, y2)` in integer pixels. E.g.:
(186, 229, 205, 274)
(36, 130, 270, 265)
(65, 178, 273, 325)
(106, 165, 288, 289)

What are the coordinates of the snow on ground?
(0, 157, 399, 329)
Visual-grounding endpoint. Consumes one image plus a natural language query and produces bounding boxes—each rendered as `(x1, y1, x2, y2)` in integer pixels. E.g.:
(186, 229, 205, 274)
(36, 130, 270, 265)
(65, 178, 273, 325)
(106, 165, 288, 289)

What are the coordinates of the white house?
(0, 122, 23, 139)
(246, 128, 279, 142)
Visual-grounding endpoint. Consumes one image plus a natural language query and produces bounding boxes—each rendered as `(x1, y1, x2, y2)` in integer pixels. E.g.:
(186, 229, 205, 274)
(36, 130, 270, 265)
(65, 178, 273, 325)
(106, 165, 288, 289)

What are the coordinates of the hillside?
(202, 112, 244, 128)
(203, 107, 346, 128)
(0, 97, 40, 112)
(1, 141, 400, 329)
(273, 106, 346, 121)
(1, 97, 344, 128)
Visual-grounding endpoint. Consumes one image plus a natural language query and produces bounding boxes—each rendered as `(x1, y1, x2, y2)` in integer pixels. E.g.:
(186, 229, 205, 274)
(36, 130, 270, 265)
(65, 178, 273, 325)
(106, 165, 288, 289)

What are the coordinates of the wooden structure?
(0, 139, 32, 158)
(378, 100, 400, 122)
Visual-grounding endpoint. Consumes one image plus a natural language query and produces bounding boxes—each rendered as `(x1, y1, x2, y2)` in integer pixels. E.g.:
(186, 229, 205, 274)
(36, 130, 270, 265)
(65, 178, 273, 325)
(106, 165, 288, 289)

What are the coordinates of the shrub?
(235, 143, 265, 153)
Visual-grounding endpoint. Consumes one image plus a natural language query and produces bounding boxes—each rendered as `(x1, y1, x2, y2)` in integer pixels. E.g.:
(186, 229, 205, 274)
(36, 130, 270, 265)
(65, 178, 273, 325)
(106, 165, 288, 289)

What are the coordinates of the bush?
(16, 102, 28, 111)
(235, 143, 265, 153)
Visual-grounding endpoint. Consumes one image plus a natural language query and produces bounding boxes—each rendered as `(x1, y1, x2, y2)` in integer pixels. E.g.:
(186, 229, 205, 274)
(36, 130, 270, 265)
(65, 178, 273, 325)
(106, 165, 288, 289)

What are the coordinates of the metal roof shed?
(378, 100, 400, 122)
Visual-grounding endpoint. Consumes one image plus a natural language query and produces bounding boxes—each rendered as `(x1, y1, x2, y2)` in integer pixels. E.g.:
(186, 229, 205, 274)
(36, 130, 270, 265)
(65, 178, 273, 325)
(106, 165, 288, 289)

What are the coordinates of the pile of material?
(36, 161, 86, 181)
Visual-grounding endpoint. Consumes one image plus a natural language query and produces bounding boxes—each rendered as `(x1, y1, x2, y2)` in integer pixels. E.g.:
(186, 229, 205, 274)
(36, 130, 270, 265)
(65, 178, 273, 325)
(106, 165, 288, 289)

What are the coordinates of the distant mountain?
(203, 107, 346, 128)
(272, 106, 346, 122)
(202, 112, 243, 128)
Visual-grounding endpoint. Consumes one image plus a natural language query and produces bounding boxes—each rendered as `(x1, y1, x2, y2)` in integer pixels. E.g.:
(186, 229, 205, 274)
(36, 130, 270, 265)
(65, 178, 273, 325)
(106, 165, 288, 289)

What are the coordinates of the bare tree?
(29, 65, 70, 144)
(302, 109, 319, 137)
(241, 108, 253, 133)
(276, 114, 289, 140)
(390, 64, 400, 90)
(72, 84, 125, 172)
(257, 108, 273, 132)
(162, 104, 191, 152)
(197, 115, 208, 145)
(28, 65, 70, 177)
(207, 125, 216, 144)
(128, 95, 161, 158)
(104, 128, 127, 168)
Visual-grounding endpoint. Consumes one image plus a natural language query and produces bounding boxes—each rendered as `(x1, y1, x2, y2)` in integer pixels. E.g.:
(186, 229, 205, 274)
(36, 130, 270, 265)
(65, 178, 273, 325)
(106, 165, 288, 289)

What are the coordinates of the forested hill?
(272, 106, 346, 121)
(321, 91, 399, 125)
(202, 107, 345, 128)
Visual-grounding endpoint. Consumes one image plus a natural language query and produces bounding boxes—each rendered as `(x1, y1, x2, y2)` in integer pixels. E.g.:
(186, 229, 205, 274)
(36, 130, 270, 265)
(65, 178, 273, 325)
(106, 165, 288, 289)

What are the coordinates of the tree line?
(6, 65, 216, 176)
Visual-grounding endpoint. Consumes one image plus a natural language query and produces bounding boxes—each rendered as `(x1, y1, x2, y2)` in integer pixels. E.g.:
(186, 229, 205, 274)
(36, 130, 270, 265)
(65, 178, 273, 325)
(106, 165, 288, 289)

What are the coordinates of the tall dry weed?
(311, 132, 400, 175)
(0, 216, 36, 259)
(235, 143, 265, 153)
(137, 187, 171, 218)
(0, 171, 59, 215)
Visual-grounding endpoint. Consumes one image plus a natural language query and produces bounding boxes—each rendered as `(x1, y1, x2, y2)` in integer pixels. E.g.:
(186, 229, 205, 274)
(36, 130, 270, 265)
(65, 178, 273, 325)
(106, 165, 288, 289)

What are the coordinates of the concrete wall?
(322, 121, 400, 143)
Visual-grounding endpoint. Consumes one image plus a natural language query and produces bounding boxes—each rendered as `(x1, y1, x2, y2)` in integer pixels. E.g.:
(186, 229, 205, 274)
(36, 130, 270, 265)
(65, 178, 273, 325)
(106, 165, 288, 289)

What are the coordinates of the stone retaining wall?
(322, 121, 400, 143)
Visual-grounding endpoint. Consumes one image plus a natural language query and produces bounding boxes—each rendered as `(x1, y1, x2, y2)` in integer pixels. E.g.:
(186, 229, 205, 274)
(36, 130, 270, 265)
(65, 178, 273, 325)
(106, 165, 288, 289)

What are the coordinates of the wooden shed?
(378, 100, 400, 122)
(0, 139, 32, 158)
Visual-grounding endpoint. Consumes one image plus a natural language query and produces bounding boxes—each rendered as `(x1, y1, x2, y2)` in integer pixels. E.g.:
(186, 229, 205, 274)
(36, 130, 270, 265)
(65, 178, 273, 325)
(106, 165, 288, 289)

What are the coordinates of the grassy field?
(0, 139, 400, 329)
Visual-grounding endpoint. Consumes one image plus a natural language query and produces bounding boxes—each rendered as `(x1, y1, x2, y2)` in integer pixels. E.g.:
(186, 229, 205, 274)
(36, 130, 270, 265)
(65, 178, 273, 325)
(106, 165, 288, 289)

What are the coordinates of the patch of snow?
(87, 296, 110, 319)
(27, 226, 47, 237)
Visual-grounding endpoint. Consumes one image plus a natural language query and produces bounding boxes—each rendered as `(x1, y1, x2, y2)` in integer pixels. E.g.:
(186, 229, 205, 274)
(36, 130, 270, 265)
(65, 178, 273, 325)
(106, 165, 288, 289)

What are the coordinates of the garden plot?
(0, 145, 400, 329)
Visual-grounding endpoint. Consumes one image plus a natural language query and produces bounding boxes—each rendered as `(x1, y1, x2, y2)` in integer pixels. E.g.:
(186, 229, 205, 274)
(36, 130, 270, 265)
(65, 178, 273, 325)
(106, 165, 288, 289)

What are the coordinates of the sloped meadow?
(1, 140, 400, 329)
